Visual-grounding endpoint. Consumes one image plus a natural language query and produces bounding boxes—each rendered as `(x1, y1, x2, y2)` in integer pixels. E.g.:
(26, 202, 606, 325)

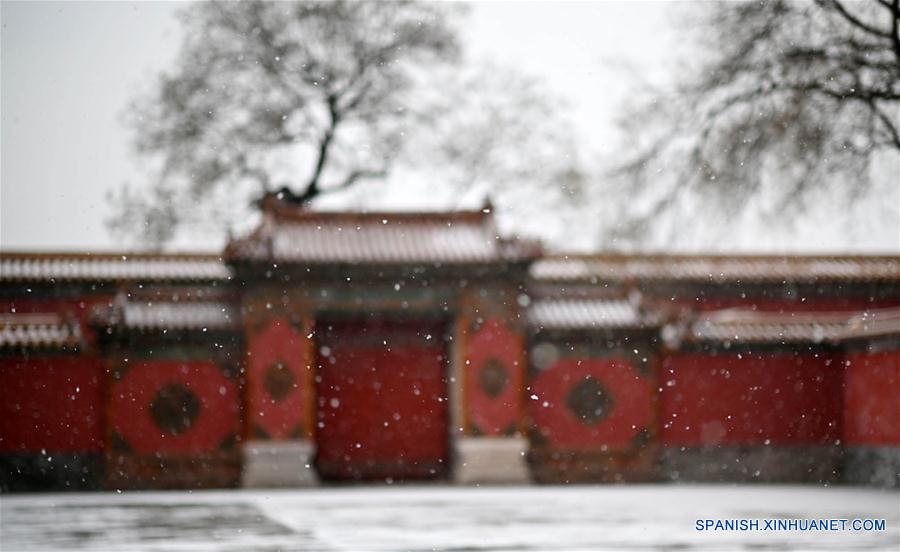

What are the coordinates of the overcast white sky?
(1, 1, 897, 253)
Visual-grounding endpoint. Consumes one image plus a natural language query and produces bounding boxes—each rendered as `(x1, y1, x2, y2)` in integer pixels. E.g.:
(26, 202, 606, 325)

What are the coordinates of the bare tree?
(608, 0, 900, 245)
(110, 0, 586, 248)
(405, 65, 585, 207)
(109, 0, 460, 245)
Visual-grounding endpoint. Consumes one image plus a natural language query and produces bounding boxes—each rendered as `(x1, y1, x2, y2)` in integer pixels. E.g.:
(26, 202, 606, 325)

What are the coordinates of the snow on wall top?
(528, 298, 653, 331)
(94, 301, 240, 332)
(0, 253, 232, 283)
(0, 313, 83, 349)
(686, 307, 900, 344)
(532, 255, 900, 284)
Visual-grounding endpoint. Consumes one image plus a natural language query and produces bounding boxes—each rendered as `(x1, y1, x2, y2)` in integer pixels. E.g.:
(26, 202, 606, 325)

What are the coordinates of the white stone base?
(454, 436, 531, 484)
(241, 439, 318, 487)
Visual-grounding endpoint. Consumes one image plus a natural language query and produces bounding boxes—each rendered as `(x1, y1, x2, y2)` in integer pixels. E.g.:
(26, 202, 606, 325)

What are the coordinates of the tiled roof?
(686, 308, 900, 344)
(532, 255, 900, 284)
(843, 308, 900, 340)
(226, 203, 541, 265)
(528, 298, 651, 330)
(0, 313, 82, 349)
(96, 301, 239, 332)
(688, 310, 848, 344)
(0, 253, 232, 283)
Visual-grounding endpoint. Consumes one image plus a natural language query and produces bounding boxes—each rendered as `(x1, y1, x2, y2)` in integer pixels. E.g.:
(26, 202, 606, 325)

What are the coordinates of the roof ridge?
(266, 205, 491, 224)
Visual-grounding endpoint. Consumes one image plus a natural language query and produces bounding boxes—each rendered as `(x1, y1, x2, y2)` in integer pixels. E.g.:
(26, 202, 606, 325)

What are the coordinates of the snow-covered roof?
(226, 203, 541, 265)
(532, 255, 900, 284)
(686, 307, 900, 344)
(0, 313, 82, 349)
(94, 300, 240, 332)
(528, 298, 655, 331)
(0, 252, 232, 283)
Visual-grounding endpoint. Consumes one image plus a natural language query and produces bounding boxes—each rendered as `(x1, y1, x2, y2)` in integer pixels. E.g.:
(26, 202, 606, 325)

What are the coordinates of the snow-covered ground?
(1, 485, 898, 551)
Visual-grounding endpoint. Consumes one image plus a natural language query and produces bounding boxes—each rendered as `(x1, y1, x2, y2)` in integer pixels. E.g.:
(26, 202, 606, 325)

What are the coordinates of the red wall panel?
(660, 352, 842, 446)
(844, 350, 900, 445)
(315, 319, 449, 480)
(246, 317, 313, 440)
(0, 357, 105, 453)
(530, 358, 654, 451)
(464, 319, 524, 436)
(109, 360, 240, 454)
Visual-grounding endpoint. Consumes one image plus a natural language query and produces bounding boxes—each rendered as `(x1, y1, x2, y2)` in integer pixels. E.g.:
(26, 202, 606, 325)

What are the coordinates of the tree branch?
(890, 0, 900, 65)
(298, 94, 341, 203)
(868, 99, 900, 148)
(817, 0, 894, 39)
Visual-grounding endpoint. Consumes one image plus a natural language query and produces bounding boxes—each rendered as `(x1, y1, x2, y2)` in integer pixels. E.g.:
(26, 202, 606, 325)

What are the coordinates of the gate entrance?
(314, 317, 450, 481)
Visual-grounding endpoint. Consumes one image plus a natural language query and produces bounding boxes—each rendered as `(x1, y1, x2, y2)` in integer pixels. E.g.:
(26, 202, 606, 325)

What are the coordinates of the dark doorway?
(314, 317, 450, 481)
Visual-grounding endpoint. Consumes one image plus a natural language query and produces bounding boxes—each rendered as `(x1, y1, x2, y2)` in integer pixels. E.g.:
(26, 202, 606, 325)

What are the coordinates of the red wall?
(530, 358, 654, 451)
(844, 350, 900, 446)
(0, 356, 105, 454)
(660, 352, 842, 446)
(464, 318, 524, 436)
(109, 360, 240, 454)
(246, 317, 314, 440)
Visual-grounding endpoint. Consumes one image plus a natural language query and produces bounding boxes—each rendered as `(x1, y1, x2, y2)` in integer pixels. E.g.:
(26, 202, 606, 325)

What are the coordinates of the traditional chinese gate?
(314, 317, 450, 481)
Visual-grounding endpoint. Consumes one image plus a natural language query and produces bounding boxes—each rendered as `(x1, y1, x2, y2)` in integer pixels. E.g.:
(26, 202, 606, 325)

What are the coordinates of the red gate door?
(315, 318, 449, 481)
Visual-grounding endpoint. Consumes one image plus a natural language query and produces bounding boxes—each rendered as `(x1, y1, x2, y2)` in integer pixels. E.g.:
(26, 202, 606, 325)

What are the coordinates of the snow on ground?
(1, 485, 898, 551)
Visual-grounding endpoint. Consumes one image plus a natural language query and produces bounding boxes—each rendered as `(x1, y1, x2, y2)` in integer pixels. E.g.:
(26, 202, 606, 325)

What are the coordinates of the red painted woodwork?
(464, 318, 524, 436)
(315, 318, 449, 480)
(246, 317, 313, 440)
(844, 350, 900, 445)
(109, 360, 240, 454)
(530, 358, 654, 451)
(660, 353, 842, 446)
(0, 357, 105, 453)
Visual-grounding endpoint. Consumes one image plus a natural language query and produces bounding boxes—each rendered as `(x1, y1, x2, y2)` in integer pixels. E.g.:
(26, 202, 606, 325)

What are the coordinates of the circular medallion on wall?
(264, 361, 296, 402)
(530, 359, 653, 450)
(150, 383, 203, 436)
(566, 376, 615, 425)
(479, 357, 510, 398)
(109, 360, 240, 454)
